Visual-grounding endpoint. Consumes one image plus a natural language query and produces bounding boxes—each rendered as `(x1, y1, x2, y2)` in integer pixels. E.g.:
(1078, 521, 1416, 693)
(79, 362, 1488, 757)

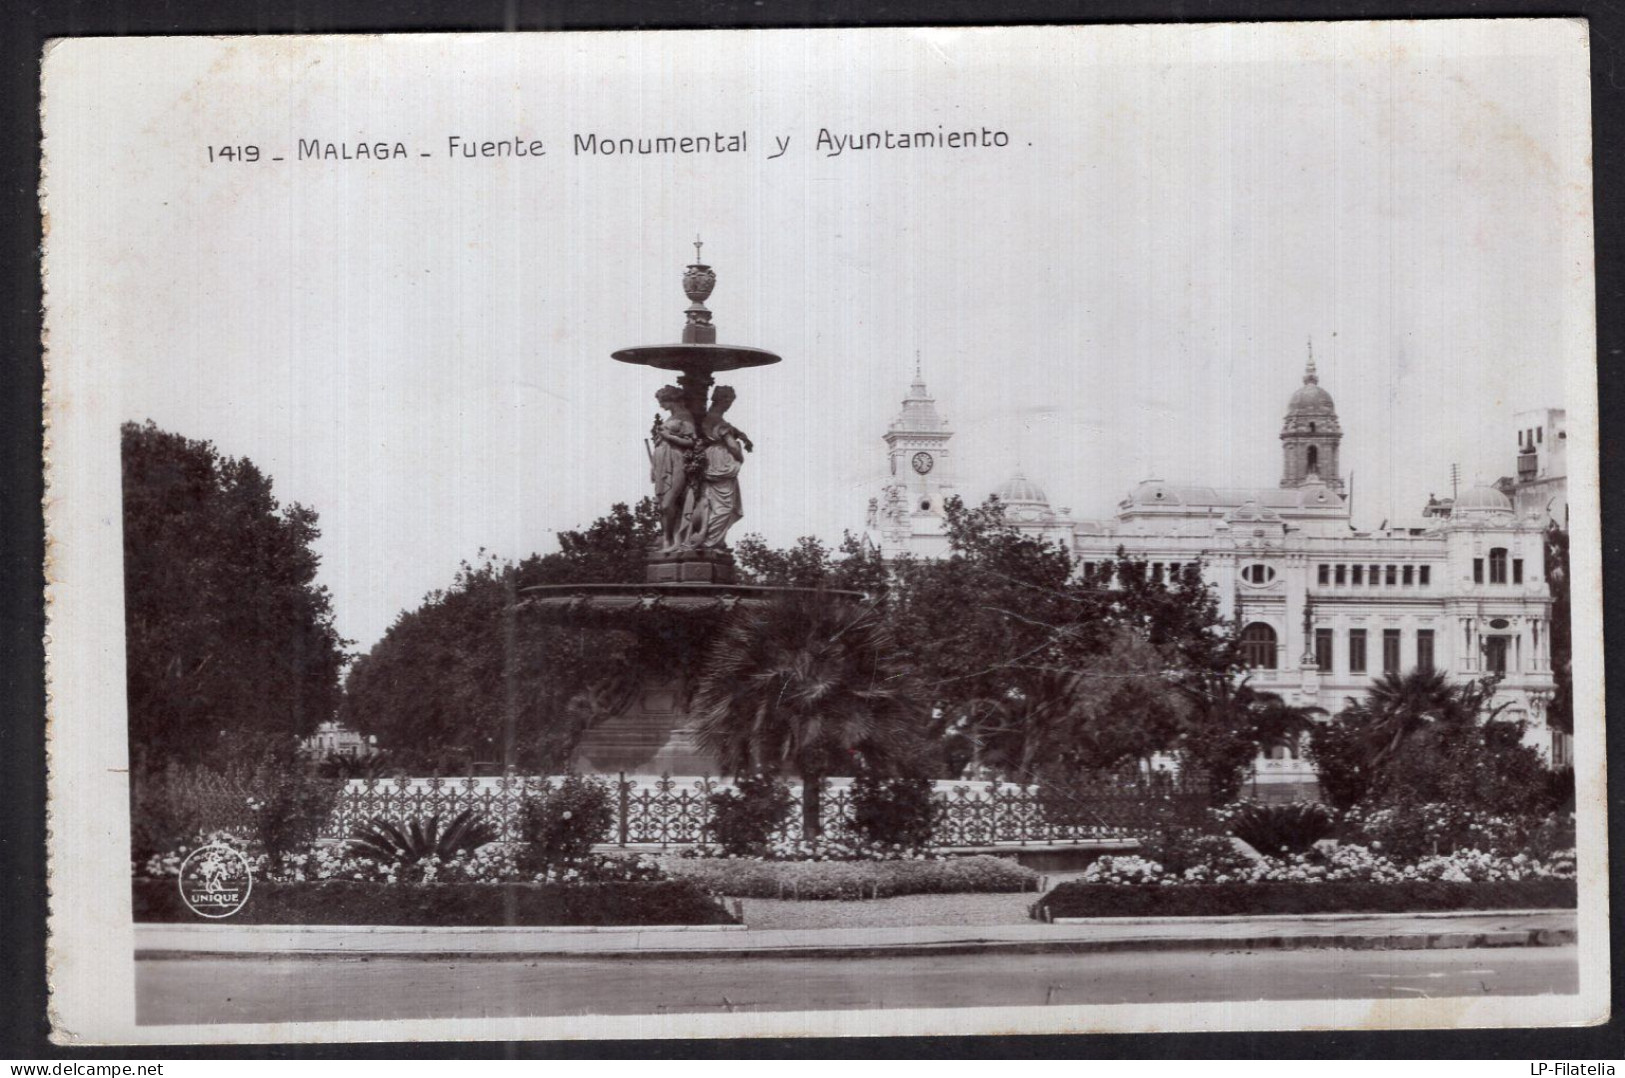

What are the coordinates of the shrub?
(1037, 878, 1576, 919)
(131, 878, 736, 926)
(519, 775, 615, 869)
(129, 761, 256, 862)
(704, 775, 794, 855)
(349, 809, 498, 873)
(1224, 801, 1334, 856)
(1342, 802, 1555, 860)
(1138, 827, 1254, 877)
(847, 773, 940, 849)
(242, 746, 343, 871)
(663, 853, 1038, 900)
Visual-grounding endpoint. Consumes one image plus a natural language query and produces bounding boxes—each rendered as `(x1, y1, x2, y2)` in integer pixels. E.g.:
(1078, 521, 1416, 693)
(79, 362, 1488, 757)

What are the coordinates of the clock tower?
(867, 362, 957, 554)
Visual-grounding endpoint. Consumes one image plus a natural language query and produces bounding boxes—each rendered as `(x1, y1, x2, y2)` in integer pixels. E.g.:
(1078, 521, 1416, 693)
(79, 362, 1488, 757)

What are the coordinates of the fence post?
(617, 771, 630, 847)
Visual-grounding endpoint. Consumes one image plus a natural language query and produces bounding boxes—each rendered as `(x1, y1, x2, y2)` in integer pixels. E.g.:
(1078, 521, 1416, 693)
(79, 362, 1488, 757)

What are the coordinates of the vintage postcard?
(41, 22, 1606, 1044)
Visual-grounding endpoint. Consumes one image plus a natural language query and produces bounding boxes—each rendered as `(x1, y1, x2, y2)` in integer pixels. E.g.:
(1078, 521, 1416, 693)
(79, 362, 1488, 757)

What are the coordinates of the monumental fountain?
(522, 242, 861, 776)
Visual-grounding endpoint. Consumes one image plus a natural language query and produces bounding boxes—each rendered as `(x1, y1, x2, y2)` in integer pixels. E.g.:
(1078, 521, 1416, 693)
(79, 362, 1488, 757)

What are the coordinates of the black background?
(2, 0, 1621, 1060)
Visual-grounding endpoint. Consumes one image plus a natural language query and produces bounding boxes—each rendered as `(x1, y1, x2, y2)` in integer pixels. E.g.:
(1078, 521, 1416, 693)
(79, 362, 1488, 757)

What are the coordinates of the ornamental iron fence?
(325, 773, 1210, 848)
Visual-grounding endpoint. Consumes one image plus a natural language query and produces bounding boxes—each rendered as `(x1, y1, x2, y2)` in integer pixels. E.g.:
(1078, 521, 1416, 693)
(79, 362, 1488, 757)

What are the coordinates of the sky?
(47, 24, 1593, 651)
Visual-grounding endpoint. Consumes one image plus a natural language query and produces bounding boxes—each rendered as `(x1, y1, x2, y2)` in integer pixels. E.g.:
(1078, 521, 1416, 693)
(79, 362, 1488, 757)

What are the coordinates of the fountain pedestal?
(517, 241, 864, 777)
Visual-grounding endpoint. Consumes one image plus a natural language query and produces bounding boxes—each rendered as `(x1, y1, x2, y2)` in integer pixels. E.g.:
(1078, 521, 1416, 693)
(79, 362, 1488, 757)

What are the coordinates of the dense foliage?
(722, 497, 1306, 797)
(518, 775, 617, 868)
(341, 501, 659, 772)
(1308, 669, 1561, 819)
(122, 422, 347, 765)
(129, 738, 341, 865)
(692, 594, 924, 837)
(847, 773, 941, 849)
(131, 878, 736, 926)
(1037, 878, 1577, 919)
(703, 775, 795, 855)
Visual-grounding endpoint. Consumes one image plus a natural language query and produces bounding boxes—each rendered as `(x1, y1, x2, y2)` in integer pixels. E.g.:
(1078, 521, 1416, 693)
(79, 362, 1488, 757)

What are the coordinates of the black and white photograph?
(39, 22, 1606, 1043)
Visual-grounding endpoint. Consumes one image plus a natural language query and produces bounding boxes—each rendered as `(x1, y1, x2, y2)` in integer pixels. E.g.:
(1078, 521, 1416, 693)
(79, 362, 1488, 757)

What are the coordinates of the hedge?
(662, 854, 1039, 900)
(133, 878, 737, 926)
(1036, 878, 1578, 919)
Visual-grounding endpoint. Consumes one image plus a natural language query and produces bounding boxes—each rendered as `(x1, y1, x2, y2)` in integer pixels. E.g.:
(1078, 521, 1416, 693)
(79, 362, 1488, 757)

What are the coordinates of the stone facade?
(864, 358, 1564, 791)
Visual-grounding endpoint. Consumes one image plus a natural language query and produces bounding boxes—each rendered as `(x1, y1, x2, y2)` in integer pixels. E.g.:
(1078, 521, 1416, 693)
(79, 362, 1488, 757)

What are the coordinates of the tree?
(1308, 668, 1513, 810)
(691, 592, 925, 837)
(1174, 675, 1321, 802)
(341, 501, 658, 772)
(121, 421, 347, 766)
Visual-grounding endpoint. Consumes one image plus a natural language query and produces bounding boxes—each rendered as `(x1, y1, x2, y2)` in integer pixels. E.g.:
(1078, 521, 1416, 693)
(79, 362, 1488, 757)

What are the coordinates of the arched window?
(1240, 622, 1278, 669)
(1488, 547, 1509, 584)
(1306, 445, 1320, 473)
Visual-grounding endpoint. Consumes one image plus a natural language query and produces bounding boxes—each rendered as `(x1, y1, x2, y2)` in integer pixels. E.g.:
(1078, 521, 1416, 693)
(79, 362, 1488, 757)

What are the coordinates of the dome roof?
(1454, 484, 1513, 513)
(996, 472, 1049, 506)
(1288, 380, 1336, 413)
(1286, 346, 1337, 415)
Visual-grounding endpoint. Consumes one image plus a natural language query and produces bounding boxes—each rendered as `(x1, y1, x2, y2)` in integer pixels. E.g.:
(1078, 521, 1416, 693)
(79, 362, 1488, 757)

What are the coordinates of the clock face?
(911, 451, 934, 475)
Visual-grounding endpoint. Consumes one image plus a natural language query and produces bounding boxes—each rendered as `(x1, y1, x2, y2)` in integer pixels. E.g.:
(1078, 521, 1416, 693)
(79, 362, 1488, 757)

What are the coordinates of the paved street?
(137, 945, 1577, 1025)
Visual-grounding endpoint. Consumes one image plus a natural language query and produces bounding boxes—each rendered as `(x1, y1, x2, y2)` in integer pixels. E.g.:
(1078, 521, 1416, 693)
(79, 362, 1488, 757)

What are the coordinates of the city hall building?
(864, 359, 1567, 790)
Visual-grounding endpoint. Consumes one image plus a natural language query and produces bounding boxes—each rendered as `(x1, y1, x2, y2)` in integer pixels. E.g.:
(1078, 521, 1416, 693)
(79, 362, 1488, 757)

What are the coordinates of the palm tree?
(1349, 667, 1504, 770)
(691, 592, 924, 838)
(1176, 675, 1322, 802)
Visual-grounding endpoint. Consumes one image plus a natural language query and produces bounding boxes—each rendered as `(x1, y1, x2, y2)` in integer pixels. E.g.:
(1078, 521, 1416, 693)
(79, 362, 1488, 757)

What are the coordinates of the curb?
(1048, 907, 1577, 925)
(135, 926, 1576, 962)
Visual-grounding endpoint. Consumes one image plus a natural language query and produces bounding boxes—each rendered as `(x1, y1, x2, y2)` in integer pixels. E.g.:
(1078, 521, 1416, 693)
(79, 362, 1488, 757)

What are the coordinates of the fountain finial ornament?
(682, 235, 717, 344)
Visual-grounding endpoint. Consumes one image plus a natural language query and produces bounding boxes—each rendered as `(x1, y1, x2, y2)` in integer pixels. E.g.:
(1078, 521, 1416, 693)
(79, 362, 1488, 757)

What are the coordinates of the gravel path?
(737, 890, 1045, 929)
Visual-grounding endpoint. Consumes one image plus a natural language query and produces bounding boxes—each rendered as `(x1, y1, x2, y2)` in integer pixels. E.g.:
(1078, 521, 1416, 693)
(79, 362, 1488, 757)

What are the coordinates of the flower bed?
(662, 853, 1039, 900)
(1036, 878, 1577, 919)
(1081, 842, 1575, 887)
(132, 878, 737, 926)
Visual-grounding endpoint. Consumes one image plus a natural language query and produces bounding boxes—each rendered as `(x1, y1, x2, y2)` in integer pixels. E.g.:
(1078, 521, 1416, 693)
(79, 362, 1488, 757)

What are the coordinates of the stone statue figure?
(687, 385, 753, 551)
(650, 385, 698, 552)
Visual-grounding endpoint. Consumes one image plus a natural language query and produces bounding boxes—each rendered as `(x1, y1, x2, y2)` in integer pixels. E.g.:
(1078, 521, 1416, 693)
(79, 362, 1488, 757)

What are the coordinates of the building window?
(1382, 629, 1401, 674)
(1349, 629, 1367, 673)
(1417, 629, 1435, 671)
(1402, 565, 1414, 586)
(1315, 628, 1333, 673)
(1307, 445, 1319, 473)
(1241, 564, 1275, 585)
(1419, 566, 1430, 586)
(1484, 635, 1508, 675)
(1152, 563, 1164, 584)
(1513, 558, 1524, 584)
(1489, 548, 1508, 584)
(1240, 622, 1278, 669)
(1352, 564, 1364, 586)
(1334, 564, 1346, 585)
(1370, 564, 1381, 586)
(1318, 564, 1330, 586)
(1385, 565, 1397, 586)
(1474, 558, 1484, 584)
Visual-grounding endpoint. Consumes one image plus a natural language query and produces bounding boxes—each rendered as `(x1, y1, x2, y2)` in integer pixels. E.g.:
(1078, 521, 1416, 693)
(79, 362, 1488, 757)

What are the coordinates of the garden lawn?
(1038, 878, 1577, 919)
(132, 878, 737, 927)
(660, 854, 1039, 900)
(739, 891, 1040, 929)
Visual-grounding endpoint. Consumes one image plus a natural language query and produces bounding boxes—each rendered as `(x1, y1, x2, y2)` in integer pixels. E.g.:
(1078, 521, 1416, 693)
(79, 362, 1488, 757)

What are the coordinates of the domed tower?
(1280, 342, 1344, 494)
(882, 359, 955, 515)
